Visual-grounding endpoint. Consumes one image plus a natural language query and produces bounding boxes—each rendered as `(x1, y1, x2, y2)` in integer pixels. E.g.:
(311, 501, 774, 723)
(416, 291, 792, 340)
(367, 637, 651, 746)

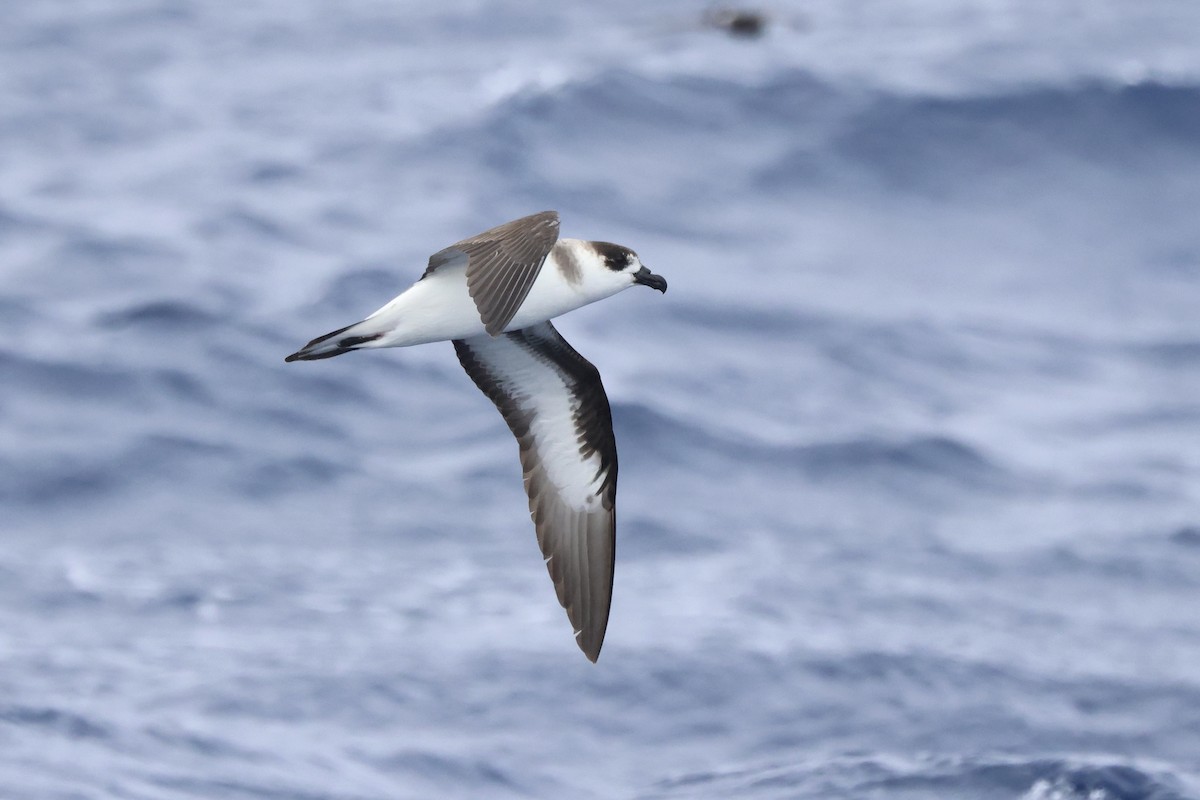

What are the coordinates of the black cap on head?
(591, 241, 636, 272)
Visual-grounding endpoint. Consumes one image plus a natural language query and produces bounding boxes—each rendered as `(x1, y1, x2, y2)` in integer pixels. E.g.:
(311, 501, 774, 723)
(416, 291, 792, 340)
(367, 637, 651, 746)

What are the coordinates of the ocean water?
(2, 1, 1200, 797)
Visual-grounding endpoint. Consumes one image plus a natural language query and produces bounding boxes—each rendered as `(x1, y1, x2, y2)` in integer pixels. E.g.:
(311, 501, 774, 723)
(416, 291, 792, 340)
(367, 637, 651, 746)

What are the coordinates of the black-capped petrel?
(285, 211, 667, 662)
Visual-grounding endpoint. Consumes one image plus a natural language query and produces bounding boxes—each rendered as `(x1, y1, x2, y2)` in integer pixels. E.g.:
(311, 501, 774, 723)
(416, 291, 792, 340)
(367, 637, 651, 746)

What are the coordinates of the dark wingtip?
(577, 630, 605, 663)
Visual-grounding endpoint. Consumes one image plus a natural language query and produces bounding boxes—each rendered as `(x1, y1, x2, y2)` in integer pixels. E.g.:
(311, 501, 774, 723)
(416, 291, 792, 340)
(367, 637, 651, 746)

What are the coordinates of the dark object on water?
(703, 7, 768, 38)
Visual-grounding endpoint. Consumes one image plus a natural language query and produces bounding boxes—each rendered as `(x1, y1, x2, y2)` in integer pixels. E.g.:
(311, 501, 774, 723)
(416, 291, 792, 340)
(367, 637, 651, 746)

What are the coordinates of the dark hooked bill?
(633, 266, 667, 293)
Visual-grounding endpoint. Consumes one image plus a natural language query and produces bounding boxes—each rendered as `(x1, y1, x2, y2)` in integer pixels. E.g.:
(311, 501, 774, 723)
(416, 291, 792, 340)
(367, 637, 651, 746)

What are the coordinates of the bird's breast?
(504, 262, 592, 331)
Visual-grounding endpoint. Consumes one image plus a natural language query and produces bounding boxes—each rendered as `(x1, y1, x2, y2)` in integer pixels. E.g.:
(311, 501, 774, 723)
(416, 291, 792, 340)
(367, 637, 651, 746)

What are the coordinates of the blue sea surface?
(2, 1, 1199, 798)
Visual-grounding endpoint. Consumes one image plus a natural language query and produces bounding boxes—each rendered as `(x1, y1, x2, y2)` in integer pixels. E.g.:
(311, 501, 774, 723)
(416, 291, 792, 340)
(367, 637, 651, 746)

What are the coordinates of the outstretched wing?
(453, 320, 617, 662)
(425, 211, 560, 336)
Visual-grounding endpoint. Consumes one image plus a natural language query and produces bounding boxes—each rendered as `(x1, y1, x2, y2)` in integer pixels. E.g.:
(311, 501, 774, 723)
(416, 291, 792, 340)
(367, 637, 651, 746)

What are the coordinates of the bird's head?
(591, 242, 668, 294)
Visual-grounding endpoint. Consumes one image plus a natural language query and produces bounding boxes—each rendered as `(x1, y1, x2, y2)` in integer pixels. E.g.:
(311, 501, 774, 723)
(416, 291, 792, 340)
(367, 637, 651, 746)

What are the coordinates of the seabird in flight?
(285, 211, 667, 661)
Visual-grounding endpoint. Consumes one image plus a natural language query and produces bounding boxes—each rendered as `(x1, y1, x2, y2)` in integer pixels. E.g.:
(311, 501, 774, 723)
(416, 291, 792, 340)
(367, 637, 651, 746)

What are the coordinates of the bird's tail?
(284, 320, 385, 362)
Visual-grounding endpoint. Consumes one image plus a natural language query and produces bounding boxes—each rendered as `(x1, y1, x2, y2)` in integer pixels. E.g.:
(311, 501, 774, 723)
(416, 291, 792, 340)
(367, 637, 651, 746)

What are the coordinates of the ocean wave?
(144, 725, 268, 761)
(647, 755, 1194, 800)
(0, 350, 142, 401)
(615, 400, 1006, 489)
(0, 202, 51, 236)
(0, 349, 215, 417)
(52, 232, 181, 272)
(410, 68, 1200, 216)
(313, 264, 407, 317)
(96, 298, 224, 331)
(1171, 526, 1200, 548)
(0, 428, 349, 507)
(194, 207, 305, 245)
(0, 704, 111, 741)
(831, 81, 1200, 187)
(1132, 340, 1200, 366)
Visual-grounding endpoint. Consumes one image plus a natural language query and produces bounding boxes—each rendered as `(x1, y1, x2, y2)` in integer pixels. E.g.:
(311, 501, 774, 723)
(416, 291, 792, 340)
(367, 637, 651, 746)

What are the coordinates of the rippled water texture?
(2, 1, 1199, 798)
